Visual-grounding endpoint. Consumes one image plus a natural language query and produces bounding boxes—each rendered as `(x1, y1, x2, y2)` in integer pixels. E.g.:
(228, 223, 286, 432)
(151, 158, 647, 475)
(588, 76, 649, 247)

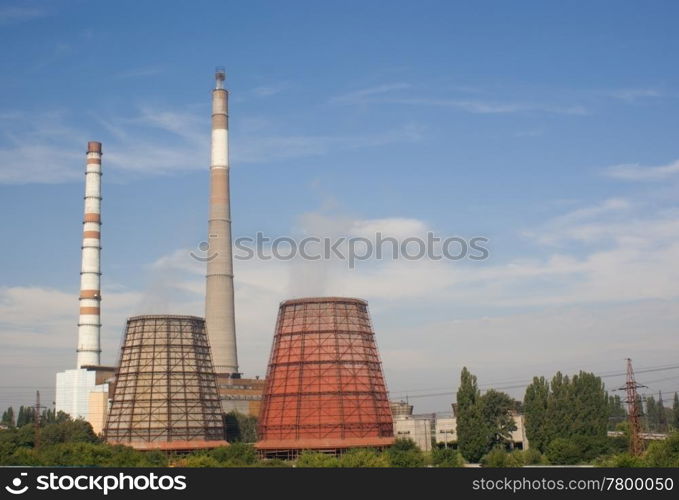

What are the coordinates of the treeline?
(180, 439, 464, 468)
(643, 393, 678, 433)
(1, 406, 68, 428)
(455, 367, 679, 466)
(0, 416, 166, 467)
(456, 367, 518, 462)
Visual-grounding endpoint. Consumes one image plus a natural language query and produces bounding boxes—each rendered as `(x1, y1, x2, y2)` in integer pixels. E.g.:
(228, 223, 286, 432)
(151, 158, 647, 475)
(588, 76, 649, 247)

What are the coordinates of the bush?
(569, 435, 611, 462)
(144, 450, 169, 467)
(644, 432, 679, 467)
(224, 412, 258, 443)
(5, 447, 43, 466)
(256, 458, 291, 467)
(386, 438, 425, 467)
(596, 453, 645, 467)
(38, 443, 157, 467)
(208, 443, 258, 466)
(296, 451, 340, 467)
(480, 447, 522, 467)
(546, 438, 582, 465)
(338, 448, 389, 467)
(518, 447, 547, 465)
(183, 454, 221, 467)
(432, 447, 465, 467)
(41, 419, 99, 446)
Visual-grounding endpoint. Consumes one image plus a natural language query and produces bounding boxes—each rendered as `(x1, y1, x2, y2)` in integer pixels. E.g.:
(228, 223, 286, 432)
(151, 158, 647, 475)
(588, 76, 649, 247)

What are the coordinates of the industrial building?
(103, 315, 227, 451)
(256, 297, 394, 458)
(217, 375, 265, 416)
(433, 413, 530, 450)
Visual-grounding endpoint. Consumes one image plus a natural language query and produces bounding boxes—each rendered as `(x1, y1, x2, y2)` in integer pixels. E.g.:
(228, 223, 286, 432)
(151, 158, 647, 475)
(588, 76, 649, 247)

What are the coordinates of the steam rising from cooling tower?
(205, 68, 239, 376)
(77, 141, 103, 368)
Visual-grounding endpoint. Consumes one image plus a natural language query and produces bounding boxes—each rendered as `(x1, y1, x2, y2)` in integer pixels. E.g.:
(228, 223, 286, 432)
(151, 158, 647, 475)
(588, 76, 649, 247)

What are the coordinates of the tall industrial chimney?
(205, 68, 238, 376)
(77, 141, 102, 368)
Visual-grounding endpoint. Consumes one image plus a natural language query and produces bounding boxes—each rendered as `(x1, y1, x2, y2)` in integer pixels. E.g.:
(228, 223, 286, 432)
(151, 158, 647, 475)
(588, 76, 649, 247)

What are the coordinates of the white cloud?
(607, 88, 662, 102)
(0, 111, 85, 183)
(0, 5, 47, 24)
(330, 83, 412, 104)
(0, 105, 424, 183)
(0, 285, 142, 408)
(331, 83, 588, 115)
(604, 159, 679, 181)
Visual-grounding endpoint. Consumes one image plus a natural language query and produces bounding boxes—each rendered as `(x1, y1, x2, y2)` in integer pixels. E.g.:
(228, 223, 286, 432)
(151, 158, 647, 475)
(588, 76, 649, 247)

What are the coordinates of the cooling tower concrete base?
(256, 297, 394, 458)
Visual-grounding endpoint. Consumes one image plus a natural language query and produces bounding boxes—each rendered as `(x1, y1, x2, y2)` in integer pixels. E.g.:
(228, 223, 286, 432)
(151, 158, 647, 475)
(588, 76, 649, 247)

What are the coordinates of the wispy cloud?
(603, 159, 679, 181)
(233, 123, 424, 163)
(329, 83, 412, 104)
(331, 83, 588, 115)
(390, 97, 587, 115)
(0, 104, 424, 183)
(606, 88, 662, 103)
(0, 5, 47, 25)
(0, 111, 84, 183)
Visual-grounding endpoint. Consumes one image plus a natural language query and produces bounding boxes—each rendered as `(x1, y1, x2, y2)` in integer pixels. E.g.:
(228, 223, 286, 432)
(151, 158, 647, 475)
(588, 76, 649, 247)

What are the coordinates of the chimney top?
(87, 141, 102, 154)
(215, 67, 226, 89)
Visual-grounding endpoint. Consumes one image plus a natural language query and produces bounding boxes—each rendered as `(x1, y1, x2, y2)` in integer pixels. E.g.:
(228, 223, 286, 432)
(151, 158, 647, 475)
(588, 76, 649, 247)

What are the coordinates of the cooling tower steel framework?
(104, 315, 227, 451)
(256, 297, 394, 457)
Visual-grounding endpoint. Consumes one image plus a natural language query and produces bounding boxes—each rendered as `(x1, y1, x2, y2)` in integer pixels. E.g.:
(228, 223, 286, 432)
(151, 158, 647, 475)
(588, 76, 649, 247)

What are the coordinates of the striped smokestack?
(77, 141, 102, 368)
(205, 68, 239, 376)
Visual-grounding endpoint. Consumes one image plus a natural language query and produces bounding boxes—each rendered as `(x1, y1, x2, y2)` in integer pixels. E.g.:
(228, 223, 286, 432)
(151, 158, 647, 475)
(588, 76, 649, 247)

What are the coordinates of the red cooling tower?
(256, 297, 394, 457)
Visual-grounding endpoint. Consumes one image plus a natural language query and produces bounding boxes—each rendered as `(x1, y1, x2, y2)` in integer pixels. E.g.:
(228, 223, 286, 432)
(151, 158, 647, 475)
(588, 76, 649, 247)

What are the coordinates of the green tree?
(1, 407, 15, 428)
(296, 451, 340, 467)
(456, 367, 487, 462)
(528, 371, 608, 448)
(569, 372, 608, 437)
(386, 438, 425, 467)
(645, 396, 658, 432)
(39, 443, 159, 467)
(545, 438, 581, 465)
(607, 395, 627, 431)
(523, 377, 550, 451)
(644, 431, 679, 467)
(431, 447, 465, 467)
(208, 443, 258, 466)
(480, 447, 522, 467)
(41, 419, 99, 446)
(338, 448, 389, 467)
(224, 411, 258, 443)
(16, 406, 36, 427)
(545, 372, 571, 443)
(480, 389, 516, 449)
(183, 454, 221, 467)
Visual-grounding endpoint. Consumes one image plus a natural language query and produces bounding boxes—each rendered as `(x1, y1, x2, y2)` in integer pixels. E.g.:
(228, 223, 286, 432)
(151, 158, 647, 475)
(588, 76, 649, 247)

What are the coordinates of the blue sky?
(1, 0, 679, 411)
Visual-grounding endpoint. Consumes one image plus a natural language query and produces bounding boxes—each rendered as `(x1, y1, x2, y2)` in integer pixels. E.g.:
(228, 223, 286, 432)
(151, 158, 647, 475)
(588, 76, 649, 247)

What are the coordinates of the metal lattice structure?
(104, 315, 227, 451)
(256, 297, 394, 458)
(623, 358, 645, 456)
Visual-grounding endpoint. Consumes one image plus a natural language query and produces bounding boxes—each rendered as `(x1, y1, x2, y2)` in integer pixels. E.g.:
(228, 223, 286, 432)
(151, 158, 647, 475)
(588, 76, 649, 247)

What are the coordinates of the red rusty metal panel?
(256, 298, 394, 453)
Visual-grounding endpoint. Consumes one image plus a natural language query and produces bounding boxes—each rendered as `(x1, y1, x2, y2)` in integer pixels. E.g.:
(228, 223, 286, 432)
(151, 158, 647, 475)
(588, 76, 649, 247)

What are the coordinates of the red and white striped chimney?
(77, 141, 102, 368)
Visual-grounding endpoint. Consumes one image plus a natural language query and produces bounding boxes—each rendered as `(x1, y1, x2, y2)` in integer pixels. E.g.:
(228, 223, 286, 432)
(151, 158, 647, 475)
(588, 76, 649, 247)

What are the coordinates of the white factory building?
(390, 401, 530, 452)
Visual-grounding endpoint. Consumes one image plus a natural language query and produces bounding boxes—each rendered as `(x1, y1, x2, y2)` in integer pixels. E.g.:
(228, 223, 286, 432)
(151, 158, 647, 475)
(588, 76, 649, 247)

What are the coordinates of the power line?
(390, 362, 679, 400)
